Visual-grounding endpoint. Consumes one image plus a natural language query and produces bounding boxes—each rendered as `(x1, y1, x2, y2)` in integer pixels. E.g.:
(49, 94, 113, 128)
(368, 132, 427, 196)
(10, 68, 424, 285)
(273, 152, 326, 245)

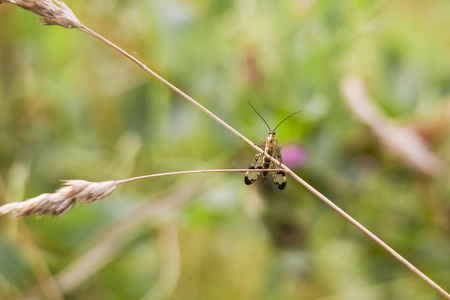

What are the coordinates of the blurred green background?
(0, 0, 449, 299)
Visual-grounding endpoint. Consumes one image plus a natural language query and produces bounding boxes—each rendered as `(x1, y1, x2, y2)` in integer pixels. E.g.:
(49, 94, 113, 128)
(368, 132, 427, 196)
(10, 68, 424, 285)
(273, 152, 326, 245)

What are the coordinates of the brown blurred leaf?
(341, 76, 440, 177)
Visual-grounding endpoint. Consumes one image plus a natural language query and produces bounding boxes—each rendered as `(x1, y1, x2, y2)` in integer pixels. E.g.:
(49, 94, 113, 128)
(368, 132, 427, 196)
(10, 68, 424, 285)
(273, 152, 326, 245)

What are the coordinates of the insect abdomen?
(262, 158, 271, 179)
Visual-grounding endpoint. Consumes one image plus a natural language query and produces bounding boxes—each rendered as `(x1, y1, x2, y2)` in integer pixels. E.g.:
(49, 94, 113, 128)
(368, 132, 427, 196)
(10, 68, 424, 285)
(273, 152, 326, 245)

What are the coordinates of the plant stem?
(76, 24, 449, 299)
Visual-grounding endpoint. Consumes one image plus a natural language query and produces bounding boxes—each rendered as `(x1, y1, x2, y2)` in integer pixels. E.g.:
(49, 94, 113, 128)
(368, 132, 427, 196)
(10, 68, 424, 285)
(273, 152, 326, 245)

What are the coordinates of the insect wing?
(244, 153, 264, 185)
(271, 149, 286, 190)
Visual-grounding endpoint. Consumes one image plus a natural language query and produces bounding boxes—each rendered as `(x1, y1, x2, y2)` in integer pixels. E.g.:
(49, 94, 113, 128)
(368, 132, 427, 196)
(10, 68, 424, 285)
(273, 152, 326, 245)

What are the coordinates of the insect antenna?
(248, 101, 272, 132)
(273, 109, 303, 132)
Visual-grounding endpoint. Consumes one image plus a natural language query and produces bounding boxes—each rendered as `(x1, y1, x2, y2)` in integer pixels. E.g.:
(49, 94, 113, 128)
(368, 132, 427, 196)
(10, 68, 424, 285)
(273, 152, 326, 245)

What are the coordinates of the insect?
(244, 103, 302, 190)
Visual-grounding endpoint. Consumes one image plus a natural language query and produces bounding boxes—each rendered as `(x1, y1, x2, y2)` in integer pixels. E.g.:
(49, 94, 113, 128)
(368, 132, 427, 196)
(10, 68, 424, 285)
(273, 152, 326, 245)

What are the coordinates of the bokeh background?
(0, 0, 449, 299)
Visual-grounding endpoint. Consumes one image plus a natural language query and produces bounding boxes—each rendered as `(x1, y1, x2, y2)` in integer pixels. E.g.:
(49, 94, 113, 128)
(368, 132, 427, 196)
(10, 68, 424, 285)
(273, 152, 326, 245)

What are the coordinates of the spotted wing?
(271, 147, 286, 190)
(244, 153, 264, 185)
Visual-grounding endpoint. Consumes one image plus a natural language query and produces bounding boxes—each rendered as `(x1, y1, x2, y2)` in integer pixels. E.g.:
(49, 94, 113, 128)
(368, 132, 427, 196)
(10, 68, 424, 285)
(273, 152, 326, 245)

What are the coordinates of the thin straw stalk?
(1, 1, 448, 298)
(75, 22, 450, 299)
(0, 169, 277, 218)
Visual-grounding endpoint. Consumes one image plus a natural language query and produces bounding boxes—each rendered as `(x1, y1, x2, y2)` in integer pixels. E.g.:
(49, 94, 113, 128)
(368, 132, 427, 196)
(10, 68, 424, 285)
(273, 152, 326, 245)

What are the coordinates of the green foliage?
(0, 0, 449, 299)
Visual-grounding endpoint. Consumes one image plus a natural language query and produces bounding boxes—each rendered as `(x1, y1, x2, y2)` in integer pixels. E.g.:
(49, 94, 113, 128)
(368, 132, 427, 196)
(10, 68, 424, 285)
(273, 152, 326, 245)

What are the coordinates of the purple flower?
(281, 144, 307, 169)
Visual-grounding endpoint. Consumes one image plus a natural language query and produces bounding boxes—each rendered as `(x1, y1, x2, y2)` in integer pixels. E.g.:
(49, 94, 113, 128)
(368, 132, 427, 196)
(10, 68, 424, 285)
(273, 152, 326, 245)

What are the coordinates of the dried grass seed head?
(1, 0, 82, 28)
(0, 180, 118, 218)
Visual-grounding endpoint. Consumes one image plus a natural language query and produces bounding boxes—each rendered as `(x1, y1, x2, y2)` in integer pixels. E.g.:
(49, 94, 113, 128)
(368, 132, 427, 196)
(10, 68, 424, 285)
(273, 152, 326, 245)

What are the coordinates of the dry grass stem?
(0, 169, 275, 219)
(1, 0, 82, 28)
(116, 168, 283, 184)
(80, 25, 449, 298)
(1, 2, 449, 298)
